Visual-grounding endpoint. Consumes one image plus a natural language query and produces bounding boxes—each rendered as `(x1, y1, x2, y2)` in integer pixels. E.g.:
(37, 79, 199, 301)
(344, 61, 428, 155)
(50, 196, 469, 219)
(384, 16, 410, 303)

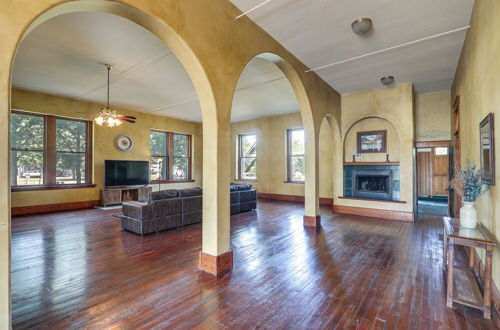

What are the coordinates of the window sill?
(11, 184, 97, 192)
(150, 180, 195, 184)
(284, 181, 305, 184)
(234, 179, 257, 182)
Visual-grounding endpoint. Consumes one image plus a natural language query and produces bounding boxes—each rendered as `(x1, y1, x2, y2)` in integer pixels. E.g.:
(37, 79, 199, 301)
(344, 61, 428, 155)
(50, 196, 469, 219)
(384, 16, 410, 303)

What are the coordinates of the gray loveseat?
(121, 184, 256, 235)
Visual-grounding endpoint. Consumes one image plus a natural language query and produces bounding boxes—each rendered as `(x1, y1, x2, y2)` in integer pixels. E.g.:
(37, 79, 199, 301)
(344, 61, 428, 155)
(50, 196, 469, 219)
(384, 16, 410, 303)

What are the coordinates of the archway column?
(198, 101, 233, 276)
(303, 126, 321, 227)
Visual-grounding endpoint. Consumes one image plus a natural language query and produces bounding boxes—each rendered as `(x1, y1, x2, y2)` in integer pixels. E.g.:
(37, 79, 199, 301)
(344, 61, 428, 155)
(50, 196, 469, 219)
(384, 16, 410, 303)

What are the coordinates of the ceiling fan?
(93, 64, 136, 127)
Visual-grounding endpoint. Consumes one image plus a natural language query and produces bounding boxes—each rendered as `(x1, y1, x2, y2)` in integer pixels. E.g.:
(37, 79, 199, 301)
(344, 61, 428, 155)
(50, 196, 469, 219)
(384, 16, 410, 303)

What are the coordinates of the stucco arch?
(231, 52, 315, 137)
(1, 1, 222, 324)
(230, 52, 323, 220)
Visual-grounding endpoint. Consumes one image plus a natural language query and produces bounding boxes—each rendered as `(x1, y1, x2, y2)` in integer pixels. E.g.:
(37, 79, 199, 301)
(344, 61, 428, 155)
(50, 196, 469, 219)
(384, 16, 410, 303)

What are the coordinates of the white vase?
(460, 201, 478, 229)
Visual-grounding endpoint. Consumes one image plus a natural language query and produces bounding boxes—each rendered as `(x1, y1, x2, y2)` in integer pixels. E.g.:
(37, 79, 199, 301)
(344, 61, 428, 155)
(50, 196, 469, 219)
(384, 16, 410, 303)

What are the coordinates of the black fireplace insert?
(353, 169, 393, 200)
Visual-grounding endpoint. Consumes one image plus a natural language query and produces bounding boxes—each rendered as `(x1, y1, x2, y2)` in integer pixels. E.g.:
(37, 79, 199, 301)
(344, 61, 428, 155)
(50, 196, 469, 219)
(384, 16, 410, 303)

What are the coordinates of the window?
(286, 128, 305, 183)
(238, 133, 257, 180)
(150, 130, 192, 182)
(10, 111, 92, 189)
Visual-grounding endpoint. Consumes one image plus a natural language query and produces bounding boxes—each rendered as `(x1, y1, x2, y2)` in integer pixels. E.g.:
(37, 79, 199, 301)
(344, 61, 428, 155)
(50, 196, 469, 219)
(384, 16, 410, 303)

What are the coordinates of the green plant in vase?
(449, 161, 490, 228)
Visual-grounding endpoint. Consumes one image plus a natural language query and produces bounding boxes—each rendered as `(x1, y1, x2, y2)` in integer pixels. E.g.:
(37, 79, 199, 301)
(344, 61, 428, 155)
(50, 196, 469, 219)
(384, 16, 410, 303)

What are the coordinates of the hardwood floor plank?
(10, 200, 500, 329)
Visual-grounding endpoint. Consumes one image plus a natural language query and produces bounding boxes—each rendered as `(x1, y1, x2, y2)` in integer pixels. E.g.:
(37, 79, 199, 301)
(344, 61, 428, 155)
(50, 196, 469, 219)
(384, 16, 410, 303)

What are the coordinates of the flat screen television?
(105, 160, 149, 187)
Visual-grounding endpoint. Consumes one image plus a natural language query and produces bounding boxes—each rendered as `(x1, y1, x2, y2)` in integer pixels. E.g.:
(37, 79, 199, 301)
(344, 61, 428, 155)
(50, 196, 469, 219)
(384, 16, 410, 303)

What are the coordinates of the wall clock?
(115, 135, 134, 152)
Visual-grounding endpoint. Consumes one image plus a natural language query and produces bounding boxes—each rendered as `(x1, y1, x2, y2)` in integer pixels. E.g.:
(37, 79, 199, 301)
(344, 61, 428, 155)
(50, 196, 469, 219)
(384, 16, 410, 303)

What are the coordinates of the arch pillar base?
(199, 251, 233, 276)
(303, 215, 321, 227)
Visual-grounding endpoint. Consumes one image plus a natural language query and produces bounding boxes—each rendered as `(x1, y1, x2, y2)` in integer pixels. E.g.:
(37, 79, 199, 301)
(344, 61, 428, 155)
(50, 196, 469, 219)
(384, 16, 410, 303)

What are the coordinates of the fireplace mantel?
(343, 162, 400, 166)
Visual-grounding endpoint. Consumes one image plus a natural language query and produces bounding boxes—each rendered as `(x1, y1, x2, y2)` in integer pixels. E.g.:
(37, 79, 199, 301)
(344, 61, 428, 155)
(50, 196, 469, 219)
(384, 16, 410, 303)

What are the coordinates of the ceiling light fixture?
(380, 76, 395, 86)
(351, 18, 373, 35)
(94, 64, 137, 128)
(305, 25, 470, 73)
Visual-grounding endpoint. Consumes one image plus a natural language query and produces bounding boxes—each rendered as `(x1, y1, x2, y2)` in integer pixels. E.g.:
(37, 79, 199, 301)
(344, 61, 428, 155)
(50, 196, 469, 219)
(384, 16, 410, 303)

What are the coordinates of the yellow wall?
(231, 112, 334, 199)
(0, 0, 341, 324)
(415, 90, 451, 142)
(11, 89, 203, 207)
(451, 0, 500, 292)
(343, 118, 400, 162)
(336, 83, 414, 213)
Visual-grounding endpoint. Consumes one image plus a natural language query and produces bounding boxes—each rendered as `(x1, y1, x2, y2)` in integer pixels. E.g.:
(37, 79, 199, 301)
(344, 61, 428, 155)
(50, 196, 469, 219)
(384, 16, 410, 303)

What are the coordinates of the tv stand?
(100, 186, 151, 207)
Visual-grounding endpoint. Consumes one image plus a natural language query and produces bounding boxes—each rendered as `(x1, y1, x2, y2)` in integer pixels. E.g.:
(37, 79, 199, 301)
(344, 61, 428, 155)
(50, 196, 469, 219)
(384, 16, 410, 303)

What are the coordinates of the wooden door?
(432, 148, 449, 196)
(417, 150, 432, 196)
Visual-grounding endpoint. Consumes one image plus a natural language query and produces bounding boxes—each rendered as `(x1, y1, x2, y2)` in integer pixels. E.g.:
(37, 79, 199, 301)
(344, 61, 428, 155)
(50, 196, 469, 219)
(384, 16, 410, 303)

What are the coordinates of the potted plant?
(449, 161, 490, 228)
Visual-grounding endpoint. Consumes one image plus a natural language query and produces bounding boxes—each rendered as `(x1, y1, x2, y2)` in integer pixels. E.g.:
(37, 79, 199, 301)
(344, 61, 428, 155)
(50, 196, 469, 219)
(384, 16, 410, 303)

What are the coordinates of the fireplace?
(353, 169, 392, 200)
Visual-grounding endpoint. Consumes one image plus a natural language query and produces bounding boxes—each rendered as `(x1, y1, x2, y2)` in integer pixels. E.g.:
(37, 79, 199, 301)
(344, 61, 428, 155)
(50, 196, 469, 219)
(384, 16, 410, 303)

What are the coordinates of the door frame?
(415, 140, 451, 215)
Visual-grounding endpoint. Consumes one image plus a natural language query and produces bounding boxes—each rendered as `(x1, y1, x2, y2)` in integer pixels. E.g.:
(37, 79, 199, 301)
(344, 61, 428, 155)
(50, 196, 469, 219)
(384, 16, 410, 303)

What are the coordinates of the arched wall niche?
(343, 116, 401, 163)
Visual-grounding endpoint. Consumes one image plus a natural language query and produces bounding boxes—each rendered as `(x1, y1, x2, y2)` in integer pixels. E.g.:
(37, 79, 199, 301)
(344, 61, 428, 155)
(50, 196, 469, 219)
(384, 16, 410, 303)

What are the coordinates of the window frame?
(150, 130, 193, 183)
(286, 127, 305, 184)
(10, 110, 94, 191)
(237, 132, 257, 181)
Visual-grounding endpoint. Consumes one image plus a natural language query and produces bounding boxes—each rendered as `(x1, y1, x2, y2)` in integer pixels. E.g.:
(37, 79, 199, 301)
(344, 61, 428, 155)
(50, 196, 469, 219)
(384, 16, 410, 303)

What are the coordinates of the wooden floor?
(11, 200, 500, 329)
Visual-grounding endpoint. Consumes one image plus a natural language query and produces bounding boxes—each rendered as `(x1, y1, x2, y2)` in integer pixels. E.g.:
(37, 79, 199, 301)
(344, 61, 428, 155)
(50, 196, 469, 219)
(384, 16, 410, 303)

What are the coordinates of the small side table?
(443, 217, 496, 319)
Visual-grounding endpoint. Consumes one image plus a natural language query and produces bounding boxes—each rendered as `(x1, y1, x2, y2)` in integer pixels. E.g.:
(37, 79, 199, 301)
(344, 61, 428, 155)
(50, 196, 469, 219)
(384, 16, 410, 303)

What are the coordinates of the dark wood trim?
(415, 140, 451, 148)
(333, 204, 414, 222)
(151, 130, 192, 181)
(283, 180, 305, 184)
(480, 112, 495, 185)
(237, 132, 257, 181)
(11, 110, 93, 188)
(343, 162, 399, 166)
(337, 196, 406, 204)
(150, 180, 195, 184)
(46, 116, 56, 185)
(286, 127, 305, 183)
(303, 215, 321, 227)
(11, 184, 96, 192)
(257, 192, 333, 206)
(12, 200, 100, 216)
(198, 251, 233, 276)
(357, 129, 387, 154)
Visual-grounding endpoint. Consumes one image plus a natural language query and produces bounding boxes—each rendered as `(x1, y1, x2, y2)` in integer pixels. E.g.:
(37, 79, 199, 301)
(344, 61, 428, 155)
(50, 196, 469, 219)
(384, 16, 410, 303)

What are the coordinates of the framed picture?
(480, 113, 495, 185)
(357, 130, 387, 153)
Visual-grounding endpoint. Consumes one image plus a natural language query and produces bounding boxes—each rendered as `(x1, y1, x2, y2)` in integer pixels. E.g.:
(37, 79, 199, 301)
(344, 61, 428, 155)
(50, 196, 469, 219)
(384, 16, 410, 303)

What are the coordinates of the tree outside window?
(150, 130, 192, 182)
(287, 128, 305, 182)
(10, 111, 92, 188)
(238, 133, 257, 180)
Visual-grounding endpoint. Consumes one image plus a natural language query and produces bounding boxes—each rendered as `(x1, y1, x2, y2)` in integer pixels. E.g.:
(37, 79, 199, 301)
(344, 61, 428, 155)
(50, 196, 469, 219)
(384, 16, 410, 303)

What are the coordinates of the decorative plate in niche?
(115, 135, 133, 152)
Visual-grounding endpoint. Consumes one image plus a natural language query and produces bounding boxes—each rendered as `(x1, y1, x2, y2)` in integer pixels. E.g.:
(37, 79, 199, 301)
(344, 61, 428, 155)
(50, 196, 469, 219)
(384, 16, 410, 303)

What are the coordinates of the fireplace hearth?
(353, 169, 392, 200)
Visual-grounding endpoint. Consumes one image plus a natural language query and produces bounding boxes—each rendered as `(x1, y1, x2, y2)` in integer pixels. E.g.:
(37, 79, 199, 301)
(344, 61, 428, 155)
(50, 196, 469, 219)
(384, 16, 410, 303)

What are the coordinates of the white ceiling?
(13, 12, 298, 123)
(230, 0, 474, 94)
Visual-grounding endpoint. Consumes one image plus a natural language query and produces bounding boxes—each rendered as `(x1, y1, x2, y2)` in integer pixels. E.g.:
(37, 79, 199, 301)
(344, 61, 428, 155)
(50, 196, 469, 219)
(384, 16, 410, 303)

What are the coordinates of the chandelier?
(95, 64, 122, 127)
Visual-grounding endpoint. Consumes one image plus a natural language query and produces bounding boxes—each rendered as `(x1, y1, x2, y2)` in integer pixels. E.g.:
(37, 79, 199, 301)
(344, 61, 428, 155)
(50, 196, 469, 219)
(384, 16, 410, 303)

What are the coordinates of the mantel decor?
(480, 113, 495, 185)
(357, 130, 387, 153)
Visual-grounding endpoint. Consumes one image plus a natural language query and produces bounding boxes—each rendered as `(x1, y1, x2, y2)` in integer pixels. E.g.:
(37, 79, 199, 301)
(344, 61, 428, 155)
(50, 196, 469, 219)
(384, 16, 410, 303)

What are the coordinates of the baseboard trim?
(199, 251, 233, 276)
(469, 248, 500, 325)
(304, 215, 321, 227)
(333, 205, 414, 222)
(257, 193, 333, 206)
(12, 200, 100, 216)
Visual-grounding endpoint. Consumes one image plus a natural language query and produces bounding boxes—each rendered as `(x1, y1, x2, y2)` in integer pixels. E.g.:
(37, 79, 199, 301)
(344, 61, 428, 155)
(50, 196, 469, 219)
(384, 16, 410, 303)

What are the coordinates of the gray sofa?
(121, 185, 256, 235)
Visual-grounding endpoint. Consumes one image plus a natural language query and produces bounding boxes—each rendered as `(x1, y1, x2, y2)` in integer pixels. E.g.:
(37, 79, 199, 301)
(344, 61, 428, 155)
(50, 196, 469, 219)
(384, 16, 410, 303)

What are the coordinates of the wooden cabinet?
(100, 186, 151, 207)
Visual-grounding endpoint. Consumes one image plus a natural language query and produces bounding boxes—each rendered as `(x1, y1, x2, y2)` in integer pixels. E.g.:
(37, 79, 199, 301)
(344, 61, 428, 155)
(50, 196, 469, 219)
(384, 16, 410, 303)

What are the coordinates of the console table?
(443, 217, 496, 319)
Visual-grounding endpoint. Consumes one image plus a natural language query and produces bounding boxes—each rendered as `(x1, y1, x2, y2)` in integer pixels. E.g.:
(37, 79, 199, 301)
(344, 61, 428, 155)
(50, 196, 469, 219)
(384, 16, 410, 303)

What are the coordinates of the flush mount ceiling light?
(351, 18, 373, 35)
(380, 76, 395, 86)
(95, 64, 136, 128)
